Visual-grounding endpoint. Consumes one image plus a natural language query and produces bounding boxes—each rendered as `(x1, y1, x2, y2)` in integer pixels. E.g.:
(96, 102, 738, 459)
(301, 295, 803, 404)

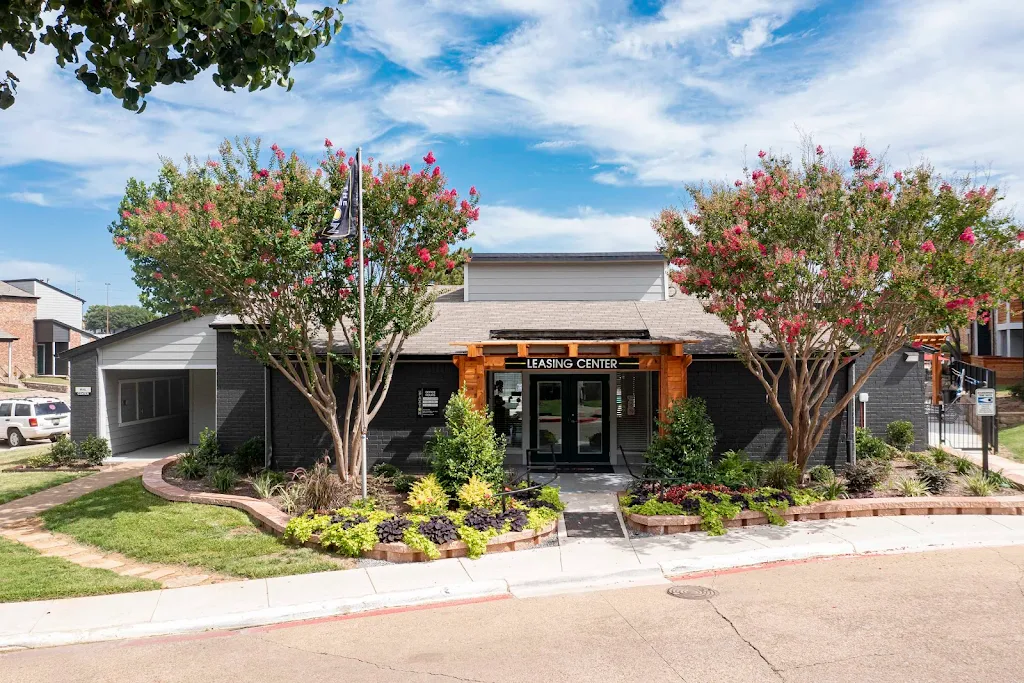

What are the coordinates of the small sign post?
(977, 388, 996, 475)
(417, 388, 440, 418)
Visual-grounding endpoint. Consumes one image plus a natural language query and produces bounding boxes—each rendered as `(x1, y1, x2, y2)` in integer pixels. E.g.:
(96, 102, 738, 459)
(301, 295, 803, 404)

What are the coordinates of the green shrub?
(713, 450, 762, 489)
(928, 447, 950, 466)
(283, 512, 332, 543)
(789, 487, 826, 506)
(196, 427, 221, 466)
(175, 450, 206, 480)
(525, 506, 560, 530)
(915, 462, 952, 494)
(78, 434, 111, 466)
(951, 455, 976, 476)
(49, 435, 78, 466)
(250, 470, 284, 499)
(26, 450, 54, 468)
(392, 473, 417, 494)
(885, 421, 915, 451)
(894, 476, 929, 497)
(643, 397, 716, 482)
(536, 486, 566, 512)
(407, 474, 449, 515)
(844, 460, 887, 494)
(320, 519, 382, 557)
(759, 461, 801, 490)
(457, 476, 495, 509)
(986, 470, 1016, 490)
(807, 465, 836, 484)
(278, 484, 305, 514)
(627, 499, 685, 516)
(231, 437, 265, 474)
(211, 467, 238, 493)
(402, 525, 441, 560)
(1010, 383, 1024, 401)
(372, 463, 401, 479)
(427, 389, 506, 495)
(855, 428, 890, 461)
(965, 473, 995, 496)
(816, 478, 848, 501)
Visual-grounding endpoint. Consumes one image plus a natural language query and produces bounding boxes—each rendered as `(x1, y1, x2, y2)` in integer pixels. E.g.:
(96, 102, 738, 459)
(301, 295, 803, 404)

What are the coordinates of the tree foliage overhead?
(84, 304, 156, 333)
(110, 139, 479, 479)
(655, 143, 1020, 471)
(0, 0, 345, 111)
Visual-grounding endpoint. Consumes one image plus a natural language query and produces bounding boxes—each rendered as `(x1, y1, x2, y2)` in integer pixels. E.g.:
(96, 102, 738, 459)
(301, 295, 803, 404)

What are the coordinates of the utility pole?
(105, 283, 111, 334)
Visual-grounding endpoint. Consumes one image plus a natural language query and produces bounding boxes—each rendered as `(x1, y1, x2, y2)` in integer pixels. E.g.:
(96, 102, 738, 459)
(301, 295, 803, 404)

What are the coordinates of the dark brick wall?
(856, 350, 928, 450)
(688, 359, 849, 468)
(269, 360, 458, 471)
(216, 331, 266, 453)
(69, 350, 98, 441)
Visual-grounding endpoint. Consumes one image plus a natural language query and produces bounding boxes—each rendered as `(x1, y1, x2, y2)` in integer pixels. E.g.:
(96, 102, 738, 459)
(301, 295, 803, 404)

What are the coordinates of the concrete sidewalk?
(6, 513, 1024, 649)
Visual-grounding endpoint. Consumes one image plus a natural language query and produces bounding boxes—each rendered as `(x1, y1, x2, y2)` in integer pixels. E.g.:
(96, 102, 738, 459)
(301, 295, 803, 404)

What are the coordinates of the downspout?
(847, 359, 857, 466)
(264, 366, 274, 469)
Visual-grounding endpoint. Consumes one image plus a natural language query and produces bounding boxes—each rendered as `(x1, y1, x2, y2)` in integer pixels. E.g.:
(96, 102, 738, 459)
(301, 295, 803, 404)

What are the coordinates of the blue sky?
(0, 0, 1021, 310)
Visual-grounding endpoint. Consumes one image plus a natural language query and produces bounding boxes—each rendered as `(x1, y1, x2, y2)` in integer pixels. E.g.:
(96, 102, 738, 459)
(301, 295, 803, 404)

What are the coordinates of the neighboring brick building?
(63, 252, 927, 467)
(0, 279, 97, 381)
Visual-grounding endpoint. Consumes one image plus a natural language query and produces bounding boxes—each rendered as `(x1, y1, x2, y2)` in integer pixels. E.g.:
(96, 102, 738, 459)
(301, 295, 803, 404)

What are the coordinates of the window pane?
(491, 372, 522, 448)
(14, 404, 30, 417)
(138, 381, 154, 420)
(170, 378, 185, 415)
(154, 380, 170, 418)
(0, 403, 10, 417)
(577, 380, 603, 455)
(35, 401, 70, 416)
(121, 383, 137, 423)
(536, 381, 562, 454)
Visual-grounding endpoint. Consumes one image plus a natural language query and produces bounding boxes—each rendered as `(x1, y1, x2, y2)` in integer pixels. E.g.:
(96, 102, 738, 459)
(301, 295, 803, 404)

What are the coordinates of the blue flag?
(325, 162, 360, 240)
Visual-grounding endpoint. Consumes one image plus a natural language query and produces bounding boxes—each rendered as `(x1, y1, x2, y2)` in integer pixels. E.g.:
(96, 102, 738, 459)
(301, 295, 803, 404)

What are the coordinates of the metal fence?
(928, 359, 998, 452)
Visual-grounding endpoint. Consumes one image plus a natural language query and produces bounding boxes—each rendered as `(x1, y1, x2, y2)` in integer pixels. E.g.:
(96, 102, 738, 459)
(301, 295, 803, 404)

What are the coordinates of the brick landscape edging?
(623, 493, 1024, 535)
(143, 456, 557, 563)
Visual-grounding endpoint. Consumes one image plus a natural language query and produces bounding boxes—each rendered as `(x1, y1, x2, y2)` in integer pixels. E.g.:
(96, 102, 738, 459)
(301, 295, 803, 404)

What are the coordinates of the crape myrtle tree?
(655, 144, 1020, 472)
(1, 0, 346, 111)
(111, 139, 479, 480)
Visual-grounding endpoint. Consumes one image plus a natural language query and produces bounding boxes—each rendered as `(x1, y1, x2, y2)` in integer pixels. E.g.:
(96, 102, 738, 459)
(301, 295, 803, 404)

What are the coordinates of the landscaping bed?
(0, 439, 104, 505)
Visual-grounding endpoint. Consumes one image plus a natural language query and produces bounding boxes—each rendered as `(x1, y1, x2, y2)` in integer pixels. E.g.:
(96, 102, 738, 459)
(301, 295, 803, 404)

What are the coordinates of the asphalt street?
(4, 546, 1024, 682)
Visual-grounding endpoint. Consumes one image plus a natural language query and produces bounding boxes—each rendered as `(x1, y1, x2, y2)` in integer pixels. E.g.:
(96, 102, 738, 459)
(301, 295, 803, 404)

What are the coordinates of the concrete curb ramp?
(5, 514, 1024, 650)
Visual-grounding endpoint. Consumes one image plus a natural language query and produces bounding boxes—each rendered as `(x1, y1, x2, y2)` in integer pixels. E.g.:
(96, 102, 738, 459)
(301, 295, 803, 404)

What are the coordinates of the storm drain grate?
(667, 585, 718, 600)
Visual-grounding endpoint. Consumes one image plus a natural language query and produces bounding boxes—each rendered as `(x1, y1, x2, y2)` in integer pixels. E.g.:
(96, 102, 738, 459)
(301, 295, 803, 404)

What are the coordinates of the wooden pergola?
(450, 339, 698, 418)
(912, 333, 949, 406)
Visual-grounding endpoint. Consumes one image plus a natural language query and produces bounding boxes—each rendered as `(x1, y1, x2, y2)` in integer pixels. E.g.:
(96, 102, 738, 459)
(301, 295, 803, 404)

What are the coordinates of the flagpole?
(356, 147, 368, 500)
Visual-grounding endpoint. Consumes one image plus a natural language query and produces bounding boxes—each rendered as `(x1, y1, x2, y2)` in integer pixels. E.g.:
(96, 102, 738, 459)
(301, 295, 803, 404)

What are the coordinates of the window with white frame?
(120, 377, 186, 425)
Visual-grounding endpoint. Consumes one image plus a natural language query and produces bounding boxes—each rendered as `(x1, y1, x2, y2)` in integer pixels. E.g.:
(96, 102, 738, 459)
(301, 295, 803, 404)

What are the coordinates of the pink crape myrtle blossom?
(654, 141, 1021, 472)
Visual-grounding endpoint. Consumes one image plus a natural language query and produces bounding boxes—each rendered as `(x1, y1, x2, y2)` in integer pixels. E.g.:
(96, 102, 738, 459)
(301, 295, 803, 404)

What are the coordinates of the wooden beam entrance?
(450, 339, 697, 431)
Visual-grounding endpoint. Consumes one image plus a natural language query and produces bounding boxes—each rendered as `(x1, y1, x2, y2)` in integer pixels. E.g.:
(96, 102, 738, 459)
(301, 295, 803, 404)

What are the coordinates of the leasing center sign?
(505, 357, 640, 370)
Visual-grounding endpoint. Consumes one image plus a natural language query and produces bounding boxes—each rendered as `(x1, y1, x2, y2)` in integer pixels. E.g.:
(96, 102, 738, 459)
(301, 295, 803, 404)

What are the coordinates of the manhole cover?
(667, 585, 718, 600)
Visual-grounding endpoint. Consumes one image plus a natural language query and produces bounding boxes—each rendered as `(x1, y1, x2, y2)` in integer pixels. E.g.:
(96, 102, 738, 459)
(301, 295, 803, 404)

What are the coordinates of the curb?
(507, 566, 669, 598)
(0, 581, 510, 650)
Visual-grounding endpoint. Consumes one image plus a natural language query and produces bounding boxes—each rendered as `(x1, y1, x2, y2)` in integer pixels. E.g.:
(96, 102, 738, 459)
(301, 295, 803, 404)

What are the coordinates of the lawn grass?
(0, 470, 89, 505)
(41, 478, 349, 579)
(25, 376, 68, 385)
(999, 424, 1024, 464)
(0, 386, 28, 393)
(0, 443, 51, 468)
(0, 537, 159, 602)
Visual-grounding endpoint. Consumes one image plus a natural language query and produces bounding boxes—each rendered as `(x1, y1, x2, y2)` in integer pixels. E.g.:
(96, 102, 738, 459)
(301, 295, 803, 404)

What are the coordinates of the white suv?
(0, 397, 71, 447)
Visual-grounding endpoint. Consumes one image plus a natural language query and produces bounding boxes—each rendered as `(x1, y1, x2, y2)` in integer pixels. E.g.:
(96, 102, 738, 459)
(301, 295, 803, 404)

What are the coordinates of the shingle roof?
(209, 287, 759, 355)
(469, 252, 664, 263)
(0, 281, 38, 299)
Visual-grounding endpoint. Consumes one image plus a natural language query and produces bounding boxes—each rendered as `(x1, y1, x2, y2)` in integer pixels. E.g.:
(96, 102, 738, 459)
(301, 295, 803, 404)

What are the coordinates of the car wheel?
(7, 429, 24, 448)
(50, 435, 60, 442)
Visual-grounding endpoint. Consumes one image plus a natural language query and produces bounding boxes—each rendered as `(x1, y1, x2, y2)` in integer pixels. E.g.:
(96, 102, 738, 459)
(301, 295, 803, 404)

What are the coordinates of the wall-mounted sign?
(505, 357, 640, 371)
(74, 386, 92, 396)
(417, 388, 440, 417)
(976, 388, 996, 417)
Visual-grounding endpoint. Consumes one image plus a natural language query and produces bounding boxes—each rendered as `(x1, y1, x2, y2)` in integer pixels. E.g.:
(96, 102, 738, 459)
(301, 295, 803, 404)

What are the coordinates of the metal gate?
(927, 360, 997, 451)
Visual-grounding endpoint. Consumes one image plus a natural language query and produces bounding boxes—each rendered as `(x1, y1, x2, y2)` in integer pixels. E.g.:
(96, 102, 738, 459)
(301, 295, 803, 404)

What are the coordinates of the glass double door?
(530, 375, 609, 462)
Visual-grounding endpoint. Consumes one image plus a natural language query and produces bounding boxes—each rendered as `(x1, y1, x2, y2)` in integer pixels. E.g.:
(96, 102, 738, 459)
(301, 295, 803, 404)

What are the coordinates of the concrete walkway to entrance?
(6, 512, 1024, 649)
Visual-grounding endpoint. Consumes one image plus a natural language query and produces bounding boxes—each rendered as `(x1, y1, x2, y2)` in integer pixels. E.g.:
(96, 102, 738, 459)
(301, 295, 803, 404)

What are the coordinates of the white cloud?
(0, 259, 75, 285)
(531, 140, 579, 151)
(471, 205, 656, 252)
(728, 16, 783, 58)
(6, 192, 48, 206)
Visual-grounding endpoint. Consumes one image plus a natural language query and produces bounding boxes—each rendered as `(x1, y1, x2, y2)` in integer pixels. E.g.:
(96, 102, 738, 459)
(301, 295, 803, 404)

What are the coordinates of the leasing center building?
(63, 253, 927, 469)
